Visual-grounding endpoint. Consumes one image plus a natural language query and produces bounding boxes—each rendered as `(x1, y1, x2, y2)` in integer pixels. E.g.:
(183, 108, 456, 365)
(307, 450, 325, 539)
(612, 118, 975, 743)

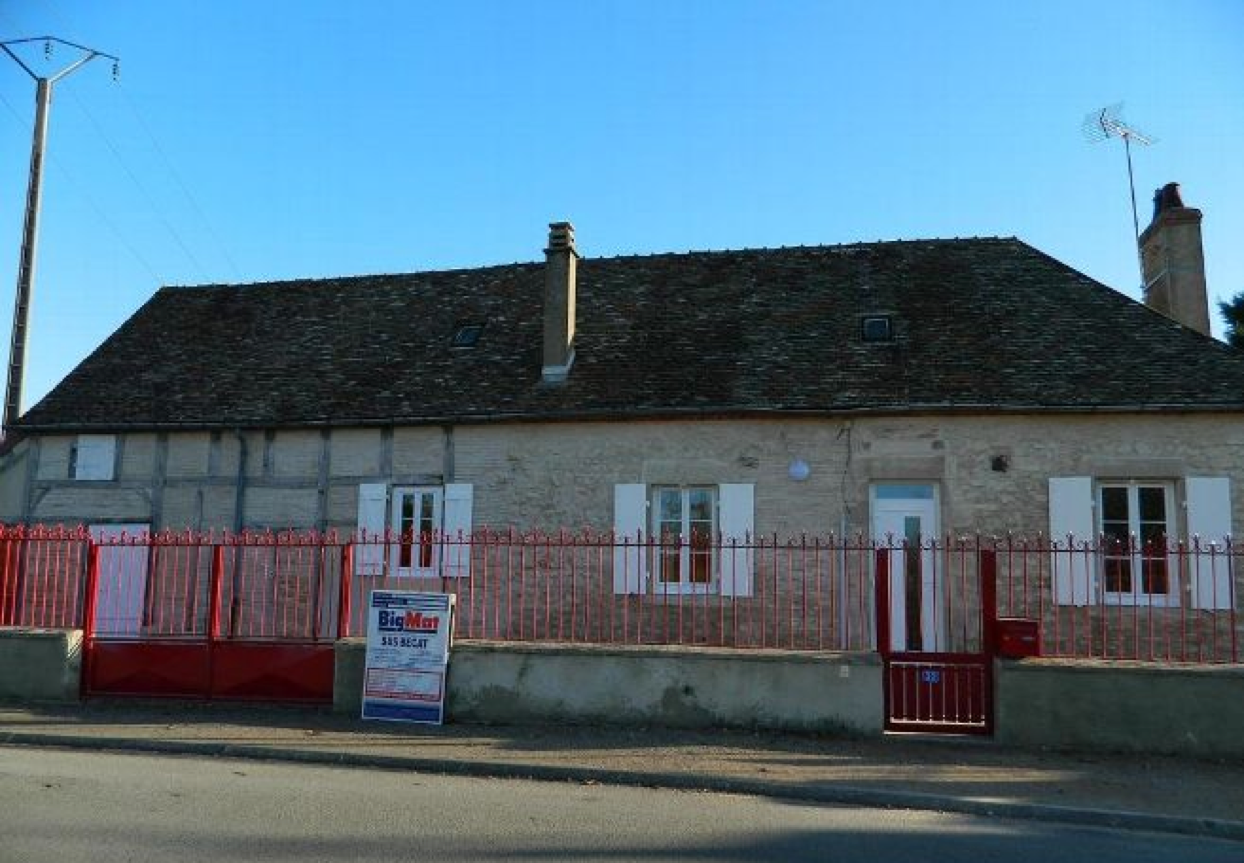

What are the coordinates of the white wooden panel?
(355, 483, 388, 576)
(1186, 477, 1233, 610)
(75, 435, 116, 481)
(718, 483, 754, 598)
(612, 484, 647, 595)
(442, 483, 474, 579)
(1049, 477, 1095, 606)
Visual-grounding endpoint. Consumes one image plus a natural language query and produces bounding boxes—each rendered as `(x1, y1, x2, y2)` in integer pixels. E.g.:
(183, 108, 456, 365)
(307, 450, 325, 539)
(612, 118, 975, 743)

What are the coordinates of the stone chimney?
(1139, 182, 1210, 336)
(542, 221, 578, 382)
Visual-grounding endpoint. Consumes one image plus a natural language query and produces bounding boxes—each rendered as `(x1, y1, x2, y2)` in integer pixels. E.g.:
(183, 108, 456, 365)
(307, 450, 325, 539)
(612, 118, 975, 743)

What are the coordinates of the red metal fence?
(0, 526, 90, 629)
(349, 529, 875, 651)
(0, 526, 1238, 663)
(993, 535, 1238, 664)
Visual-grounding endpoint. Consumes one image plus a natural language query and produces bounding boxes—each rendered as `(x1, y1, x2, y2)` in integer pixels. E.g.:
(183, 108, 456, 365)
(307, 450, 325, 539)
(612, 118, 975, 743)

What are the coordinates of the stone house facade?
(1, 188, 1241, 652)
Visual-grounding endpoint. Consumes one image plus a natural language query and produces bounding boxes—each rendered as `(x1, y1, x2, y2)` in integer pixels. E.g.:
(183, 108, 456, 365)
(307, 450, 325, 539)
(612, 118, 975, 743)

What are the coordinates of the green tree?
(1220, 291, 1244, 347)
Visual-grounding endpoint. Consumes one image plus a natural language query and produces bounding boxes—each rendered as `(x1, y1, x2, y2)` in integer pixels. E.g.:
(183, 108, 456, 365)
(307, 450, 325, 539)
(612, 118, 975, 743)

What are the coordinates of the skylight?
(860, 315, 894, 343)
(452, 324, 483, 348)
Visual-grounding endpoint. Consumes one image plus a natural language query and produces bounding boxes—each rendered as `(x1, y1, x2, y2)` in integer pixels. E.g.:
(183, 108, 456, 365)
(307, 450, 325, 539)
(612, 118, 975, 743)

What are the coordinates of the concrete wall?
(335, 639, 882, 734)
(0, 628, 82, 702)
(995, 658, 1244, 759)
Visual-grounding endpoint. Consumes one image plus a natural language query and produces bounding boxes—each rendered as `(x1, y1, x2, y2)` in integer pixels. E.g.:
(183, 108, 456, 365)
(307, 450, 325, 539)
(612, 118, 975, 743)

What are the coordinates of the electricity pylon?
(0, 37, 118, 437)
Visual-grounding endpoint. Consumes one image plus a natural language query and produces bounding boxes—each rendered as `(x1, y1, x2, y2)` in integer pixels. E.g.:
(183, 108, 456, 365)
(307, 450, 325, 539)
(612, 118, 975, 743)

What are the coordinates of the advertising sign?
(362, 590, 455, 724)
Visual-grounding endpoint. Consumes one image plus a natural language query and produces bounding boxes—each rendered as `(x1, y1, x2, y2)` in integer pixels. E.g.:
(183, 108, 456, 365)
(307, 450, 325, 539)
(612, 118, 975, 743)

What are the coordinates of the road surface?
(1, 746, 1239, 862)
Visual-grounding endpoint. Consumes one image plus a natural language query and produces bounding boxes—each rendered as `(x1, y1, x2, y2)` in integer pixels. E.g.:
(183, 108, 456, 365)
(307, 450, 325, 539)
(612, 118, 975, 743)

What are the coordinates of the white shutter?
(75, 434, 116, 480)
(612, 484, 647, 595)
(718, 483, 755, 598)
(1049, 477, 1096, 606)
(442, 483, 474, 579)
(1186, 477, 1233, 610)
(355, 483, 388, 576)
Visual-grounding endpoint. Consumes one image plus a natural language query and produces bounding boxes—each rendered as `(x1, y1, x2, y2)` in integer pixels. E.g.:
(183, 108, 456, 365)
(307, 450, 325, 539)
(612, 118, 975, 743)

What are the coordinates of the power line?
(0, 76, 164, 286)
(35, 0, 241, 282)
(63, 84, 209, 281)
(116, 83, 244, 282)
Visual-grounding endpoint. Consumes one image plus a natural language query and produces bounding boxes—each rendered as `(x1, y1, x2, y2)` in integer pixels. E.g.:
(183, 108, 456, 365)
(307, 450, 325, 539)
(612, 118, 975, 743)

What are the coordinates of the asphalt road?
(1, 747, 1241, 863)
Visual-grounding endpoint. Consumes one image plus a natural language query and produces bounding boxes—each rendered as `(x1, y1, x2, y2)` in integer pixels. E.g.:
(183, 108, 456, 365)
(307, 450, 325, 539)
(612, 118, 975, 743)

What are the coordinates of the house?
(0, 185, 1240, 654)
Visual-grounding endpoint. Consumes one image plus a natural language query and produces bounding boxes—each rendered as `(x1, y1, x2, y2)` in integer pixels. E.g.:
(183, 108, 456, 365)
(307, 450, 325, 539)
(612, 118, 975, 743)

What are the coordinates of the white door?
(871, 485, 942, 652)
(390, 487, 443, 577)
(89, 524, 150, 637)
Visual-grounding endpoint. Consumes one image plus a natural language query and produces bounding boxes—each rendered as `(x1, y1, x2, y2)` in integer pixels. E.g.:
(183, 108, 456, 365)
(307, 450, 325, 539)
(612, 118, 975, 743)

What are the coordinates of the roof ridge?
(162, 237, 1024, 291)
(164, 259, 544, 292)
(585, 236, 1020, 263)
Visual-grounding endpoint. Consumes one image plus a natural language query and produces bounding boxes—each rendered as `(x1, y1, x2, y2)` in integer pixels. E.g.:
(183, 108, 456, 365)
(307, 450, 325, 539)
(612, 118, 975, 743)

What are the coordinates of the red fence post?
(207, 545, 225, 639)
(205, 544, 225, 698)
(78, 540, 101, 698)
(337, 543, 354, 639)
(875, 547, 890, 657)
(980, 548, 998, 656)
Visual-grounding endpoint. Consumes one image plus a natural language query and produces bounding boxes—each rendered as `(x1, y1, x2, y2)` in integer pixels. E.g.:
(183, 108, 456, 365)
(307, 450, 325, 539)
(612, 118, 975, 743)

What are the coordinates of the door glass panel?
(1104, 557, 1132, 593)
(1101, 486, 1128, 521)
(658, 489, 681, 524)
(904, 515, 922, 651)
(418, 493, 435, 569)
(1141, 556, 1168, 595)
(1138, 486, 1166, 522)
(399, 494, 415, 568)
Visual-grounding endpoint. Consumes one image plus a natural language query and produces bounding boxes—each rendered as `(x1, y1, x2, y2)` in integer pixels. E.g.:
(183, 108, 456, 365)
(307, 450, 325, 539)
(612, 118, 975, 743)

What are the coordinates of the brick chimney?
(1139, 182, 1210, 336)
(542, 221, 578, 382)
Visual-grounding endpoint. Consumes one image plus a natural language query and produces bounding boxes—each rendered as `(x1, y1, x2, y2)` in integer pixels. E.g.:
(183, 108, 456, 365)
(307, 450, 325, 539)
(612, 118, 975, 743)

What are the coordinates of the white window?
(1099, 483, 1175, 605)
(653, 486, 716, 593)
(354, 482, 473, 579)
(391, 486, 443, 577)
(71, 434, 116, 481)
(612, 482, 754, 597)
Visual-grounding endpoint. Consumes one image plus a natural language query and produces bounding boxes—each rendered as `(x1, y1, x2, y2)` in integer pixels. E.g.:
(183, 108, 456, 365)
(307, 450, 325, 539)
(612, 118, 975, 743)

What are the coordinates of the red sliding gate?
(82, 535, 351, 703)
(876, 547, 997, 735)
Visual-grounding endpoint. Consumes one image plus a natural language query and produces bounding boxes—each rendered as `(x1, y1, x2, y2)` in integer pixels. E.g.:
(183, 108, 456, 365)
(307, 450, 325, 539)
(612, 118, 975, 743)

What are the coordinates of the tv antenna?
(1082, 103, 1155, 284)
(0, 37, 119, 439)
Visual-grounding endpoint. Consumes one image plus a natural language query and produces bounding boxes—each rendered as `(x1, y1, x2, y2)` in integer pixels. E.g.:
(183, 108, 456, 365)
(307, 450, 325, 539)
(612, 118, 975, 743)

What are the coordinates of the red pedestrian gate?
(82, 536, 352, 703)
(876, 547, 996, 735)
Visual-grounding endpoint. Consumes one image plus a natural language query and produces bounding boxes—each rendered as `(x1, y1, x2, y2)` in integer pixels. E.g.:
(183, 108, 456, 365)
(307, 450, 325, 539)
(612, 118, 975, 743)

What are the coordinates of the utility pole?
(0, 37, 118, 438)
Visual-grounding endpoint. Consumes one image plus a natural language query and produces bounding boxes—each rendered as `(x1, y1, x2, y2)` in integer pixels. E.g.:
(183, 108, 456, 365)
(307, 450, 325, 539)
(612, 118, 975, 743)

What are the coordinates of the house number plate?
(921, 669, 941, 684)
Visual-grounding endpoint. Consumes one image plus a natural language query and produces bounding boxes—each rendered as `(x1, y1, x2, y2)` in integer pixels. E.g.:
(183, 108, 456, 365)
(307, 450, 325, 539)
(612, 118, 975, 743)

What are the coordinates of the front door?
(871, 484, 942, 652)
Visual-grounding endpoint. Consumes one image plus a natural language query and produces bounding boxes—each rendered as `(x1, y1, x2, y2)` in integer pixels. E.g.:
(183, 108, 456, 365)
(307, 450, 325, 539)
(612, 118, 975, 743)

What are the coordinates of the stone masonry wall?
(3, 413, 1241, 652)
(5, 412, 1242, 540)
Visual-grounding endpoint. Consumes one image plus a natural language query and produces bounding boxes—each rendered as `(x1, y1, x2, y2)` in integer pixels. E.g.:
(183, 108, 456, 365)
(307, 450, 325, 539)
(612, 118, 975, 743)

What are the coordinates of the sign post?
(362, 591, 455, 724)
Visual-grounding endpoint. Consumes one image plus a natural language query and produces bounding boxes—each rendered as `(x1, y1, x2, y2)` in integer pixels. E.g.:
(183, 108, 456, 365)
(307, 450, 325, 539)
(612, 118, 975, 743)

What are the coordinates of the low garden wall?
(336, 639, 883, 734)
(0, 627, 82, 702)
(995, 658, 1244, 759)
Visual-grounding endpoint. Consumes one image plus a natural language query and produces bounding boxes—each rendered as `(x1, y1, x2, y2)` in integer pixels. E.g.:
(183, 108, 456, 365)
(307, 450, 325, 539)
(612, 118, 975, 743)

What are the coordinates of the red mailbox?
(995, 617, 1041, 658)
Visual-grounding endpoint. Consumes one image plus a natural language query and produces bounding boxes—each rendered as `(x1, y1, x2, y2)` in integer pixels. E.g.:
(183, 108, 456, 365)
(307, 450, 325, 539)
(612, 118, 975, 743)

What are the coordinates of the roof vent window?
(452, 324, 484, 348)
(861, 315, 894, 343)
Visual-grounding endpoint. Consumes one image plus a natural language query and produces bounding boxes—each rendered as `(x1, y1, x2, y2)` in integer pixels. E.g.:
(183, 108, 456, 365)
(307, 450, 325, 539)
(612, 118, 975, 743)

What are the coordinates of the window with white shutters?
(1048, 475, 1233, 609)
(611, 482, 753, 597)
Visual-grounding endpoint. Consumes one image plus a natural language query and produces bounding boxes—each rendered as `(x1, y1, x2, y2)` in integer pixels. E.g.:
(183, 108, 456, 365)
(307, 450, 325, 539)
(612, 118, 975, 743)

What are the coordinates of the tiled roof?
(17, 238, 1244, 431)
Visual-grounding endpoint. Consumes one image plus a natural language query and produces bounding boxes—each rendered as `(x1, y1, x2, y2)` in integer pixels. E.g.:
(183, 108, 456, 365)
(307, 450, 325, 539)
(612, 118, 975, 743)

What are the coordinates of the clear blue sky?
(1, 1, 1242, 409)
